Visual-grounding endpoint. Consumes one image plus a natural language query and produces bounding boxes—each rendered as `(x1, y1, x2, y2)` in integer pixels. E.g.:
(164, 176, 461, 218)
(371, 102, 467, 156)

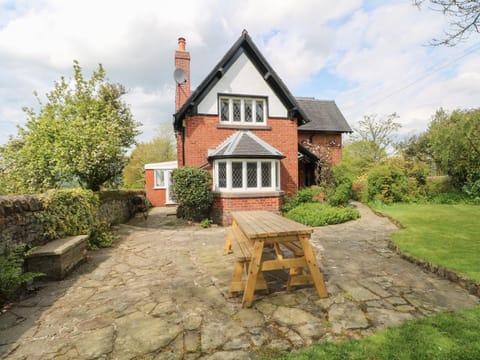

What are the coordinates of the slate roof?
(208, 131, 284, 160)
(296, 97, 352, 133)
(173, 30, 308, 131)
(298, 144, 319, 163)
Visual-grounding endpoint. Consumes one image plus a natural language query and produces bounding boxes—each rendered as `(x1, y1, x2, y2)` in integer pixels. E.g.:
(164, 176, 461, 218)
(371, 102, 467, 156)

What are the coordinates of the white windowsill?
(213, 191, 284, 198)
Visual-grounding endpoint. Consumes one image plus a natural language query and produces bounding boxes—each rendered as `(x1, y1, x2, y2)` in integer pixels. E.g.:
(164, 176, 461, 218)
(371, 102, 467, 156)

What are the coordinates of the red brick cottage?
(145, 31, 351, 224)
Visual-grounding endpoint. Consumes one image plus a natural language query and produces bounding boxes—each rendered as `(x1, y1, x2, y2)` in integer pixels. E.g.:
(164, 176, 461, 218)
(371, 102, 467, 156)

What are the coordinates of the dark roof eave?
(174, 31, 308, 131)
(208, 154, 285, 161)
(298, 144, 319, 162)
(298, 128, 353, 134)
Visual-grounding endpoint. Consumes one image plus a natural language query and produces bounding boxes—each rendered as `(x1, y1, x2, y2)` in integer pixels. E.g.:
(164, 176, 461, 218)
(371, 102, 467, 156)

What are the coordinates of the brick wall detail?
(145, 169, 167, 207)
(298, 132, 343, 165)
(178, 115, 299, 196)
(211, 195, 282, 225)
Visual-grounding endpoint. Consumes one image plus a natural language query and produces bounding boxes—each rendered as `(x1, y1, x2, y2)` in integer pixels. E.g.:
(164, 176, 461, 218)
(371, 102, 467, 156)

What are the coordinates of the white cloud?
(329, 1, 480, 134)
(0, 0, 478, 148)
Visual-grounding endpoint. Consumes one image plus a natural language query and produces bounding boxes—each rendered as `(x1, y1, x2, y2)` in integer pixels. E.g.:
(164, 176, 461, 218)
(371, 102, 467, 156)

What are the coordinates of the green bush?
(428, 191, 473, 204)
(328, 181, 353, 207)
(367, 159, 409, 203)
(0, 245, 43, 304)
(172, 166, 213, 221)
(426, 176, 453, 195)
(281, 186, 323, 213)
(285, 203, 360, 227)
(463, 179, 480, 200)
(352, 174, 369, 203)
(36, 188, 113, 250)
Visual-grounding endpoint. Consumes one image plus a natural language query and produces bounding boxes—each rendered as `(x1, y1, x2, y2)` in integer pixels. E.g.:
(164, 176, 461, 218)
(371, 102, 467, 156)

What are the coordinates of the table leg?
(242, 240, 264, 307)
(223, 231, 232, 255)
(298, 235, 328, 298)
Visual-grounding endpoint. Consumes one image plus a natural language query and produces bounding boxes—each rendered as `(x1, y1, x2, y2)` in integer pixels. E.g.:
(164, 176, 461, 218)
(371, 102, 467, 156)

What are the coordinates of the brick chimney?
(175, 37, 191, 111)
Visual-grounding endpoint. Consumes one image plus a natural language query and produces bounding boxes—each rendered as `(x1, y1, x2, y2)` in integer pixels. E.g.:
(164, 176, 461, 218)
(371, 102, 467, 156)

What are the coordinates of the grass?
(263, 202, 480, 359)
(267, 306, 480, 360)
(372, 203, 480, 282)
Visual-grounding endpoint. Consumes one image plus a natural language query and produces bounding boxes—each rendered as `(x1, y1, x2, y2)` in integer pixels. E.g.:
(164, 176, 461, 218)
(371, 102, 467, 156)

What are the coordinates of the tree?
(123, 127, 176, 189)
(0, 61, 140, 194)
(414, 0, 480, 46)
(352, 113, 401, 162)
(426, 108, 480, 185)
(404, 108, 480, 186)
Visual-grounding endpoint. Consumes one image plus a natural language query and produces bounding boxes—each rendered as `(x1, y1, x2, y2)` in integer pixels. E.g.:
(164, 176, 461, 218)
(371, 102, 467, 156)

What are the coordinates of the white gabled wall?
(197, 52, 288, 118)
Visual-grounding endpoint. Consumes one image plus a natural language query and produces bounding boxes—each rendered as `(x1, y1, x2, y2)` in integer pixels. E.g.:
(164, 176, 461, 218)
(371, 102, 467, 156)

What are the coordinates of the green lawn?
(264, 203, 480, 359)
(268, 306, 480, 360)
(373, 203, 480, 282)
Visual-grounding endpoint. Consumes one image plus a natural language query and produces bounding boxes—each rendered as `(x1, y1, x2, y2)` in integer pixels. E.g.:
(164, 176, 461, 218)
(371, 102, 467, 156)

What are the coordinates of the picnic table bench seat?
(225, 212, 328, 307)
(227, 226, 269, 296)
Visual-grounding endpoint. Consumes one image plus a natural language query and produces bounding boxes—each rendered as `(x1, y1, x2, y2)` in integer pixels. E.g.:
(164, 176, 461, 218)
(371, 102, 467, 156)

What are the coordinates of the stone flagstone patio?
(0, 203, 478, 359)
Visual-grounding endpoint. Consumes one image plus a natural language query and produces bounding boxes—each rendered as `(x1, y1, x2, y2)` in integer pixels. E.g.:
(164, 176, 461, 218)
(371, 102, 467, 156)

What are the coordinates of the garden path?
(1, 203, 478, 359)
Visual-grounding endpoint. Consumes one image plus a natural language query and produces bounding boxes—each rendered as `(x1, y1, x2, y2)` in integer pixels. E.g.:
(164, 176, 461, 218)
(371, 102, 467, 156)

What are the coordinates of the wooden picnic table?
(226, 210, 328, 307)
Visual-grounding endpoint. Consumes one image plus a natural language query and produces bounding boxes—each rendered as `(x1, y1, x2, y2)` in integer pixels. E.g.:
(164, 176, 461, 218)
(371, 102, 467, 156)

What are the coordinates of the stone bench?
(26, 235, 88, 280)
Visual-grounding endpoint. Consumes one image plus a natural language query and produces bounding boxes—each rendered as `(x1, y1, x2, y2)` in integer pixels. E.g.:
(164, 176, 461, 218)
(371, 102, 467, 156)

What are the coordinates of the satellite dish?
(174, 68, 187, 84)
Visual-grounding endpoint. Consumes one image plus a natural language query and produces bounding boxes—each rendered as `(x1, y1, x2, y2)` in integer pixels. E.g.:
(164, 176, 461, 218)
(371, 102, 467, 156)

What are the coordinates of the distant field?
(373, 203, 480, 282)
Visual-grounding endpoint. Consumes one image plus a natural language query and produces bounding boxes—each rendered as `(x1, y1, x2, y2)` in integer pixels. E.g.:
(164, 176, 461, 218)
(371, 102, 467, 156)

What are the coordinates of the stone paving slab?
(1, 204, 478, 359)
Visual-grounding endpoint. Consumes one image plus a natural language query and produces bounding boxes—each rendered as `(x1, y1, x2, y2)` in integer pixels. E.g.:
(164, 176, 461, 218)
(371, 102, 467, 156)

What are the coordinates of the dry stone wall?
(0, 190, 143, 255)
(0, 195, 44, 254)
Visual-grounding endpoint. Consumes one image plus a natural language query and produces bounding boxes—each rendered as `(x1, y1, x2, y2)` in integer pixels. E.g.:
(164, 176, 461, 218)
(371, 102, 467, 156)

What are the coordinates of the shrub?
(200, 218, 213, 228)
(352, 174, 369, 203)
(367, 159, 409, 203)
(285, 203, 360, 227)
(462, 179, 480, 200)
(172, 166, 213, 221)
(0, 245, 43, 304)
(281, 186, 323, 213)
(328, 181, 353, 207)
(426, 176, 453, 195)
(36, 188, 113, 250)
(428, 192, 473, 204)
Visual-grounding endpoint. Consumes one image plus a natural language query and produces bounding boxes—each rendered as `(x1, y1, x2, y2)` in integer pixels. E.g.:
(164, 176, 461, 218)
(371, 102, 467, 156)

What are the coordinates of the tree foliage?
(404, 108, 480, 187)
(122, 127, 176, 189)
(0, 61, 140, 194)
(414, 0, 480, 46)
(352, 113, 401, 162)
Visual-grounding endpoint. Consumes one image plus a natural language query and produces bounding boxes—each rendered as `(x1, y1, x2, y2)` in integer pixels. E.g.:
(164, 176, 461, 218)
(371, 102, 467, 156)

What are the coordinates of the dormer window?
(219, 96, 266, 125)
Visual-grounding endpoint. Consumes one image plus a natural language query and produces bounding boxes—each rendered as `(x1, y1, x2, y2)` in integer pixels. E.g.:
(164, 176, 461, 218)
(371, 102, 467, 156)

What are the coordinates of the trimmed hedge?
(285, 202, 360, 227)
(171, 166, 213, 221)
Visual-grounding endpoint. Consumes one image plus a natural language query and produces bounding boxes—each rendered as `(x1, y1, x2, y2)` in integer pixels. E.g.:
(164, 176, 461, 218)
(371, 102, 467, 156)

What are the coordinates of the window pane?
(232, 162, 243, 188)
(233, 99, 241, 122)
(261, 162, 271, 187)
(275, 161, 280, 189)
(220, 99, 229, 122)
(218, 162, 226, 188)
(244, 100, 253, 122)
(155, 169, 165, 187)
(255, 100, 264, 123)
(247, 162, 257, 188)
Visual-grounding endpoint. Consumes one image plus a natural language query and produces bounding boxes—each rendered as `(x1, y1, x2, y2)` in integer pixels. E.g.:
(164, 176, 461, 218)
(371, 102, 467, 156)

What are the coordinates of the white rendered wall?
(197, 52, 288, 118)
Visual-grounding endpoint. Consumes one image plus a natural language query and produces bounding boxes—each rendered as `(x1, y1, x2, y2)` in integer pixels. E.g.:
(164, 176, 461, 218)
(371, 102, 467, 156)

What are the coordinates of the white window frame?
(213, 159, 280, 192)
(154, 169, 166, 189)
(219, 96, 267, 125)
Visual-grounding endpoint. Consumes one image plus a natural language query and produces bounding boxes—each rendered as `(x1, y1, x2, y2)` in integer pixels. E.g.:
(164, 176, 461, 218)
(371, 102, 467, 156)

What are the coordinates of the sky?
(0, 0, 479, 147)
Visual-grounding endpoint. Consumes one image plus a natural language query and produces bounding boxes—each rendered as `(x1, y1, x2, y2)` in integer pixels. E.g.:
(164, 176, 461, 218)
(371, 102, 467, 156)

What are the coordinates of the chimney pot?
(178, 37, 186, 51)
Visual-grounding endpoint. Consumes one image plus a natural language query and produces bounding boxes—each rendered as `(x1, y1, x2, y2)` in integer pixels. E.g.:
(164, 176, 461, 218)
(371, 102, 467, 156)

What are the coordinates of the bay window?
(213, 159, 280, 192)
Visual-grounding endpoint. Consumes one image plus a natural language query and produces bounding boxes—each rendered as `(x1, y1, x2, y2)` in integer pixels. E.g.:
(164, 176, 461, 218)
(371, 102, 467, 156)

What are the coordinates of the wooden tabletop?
(231, 211, 313, 239)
